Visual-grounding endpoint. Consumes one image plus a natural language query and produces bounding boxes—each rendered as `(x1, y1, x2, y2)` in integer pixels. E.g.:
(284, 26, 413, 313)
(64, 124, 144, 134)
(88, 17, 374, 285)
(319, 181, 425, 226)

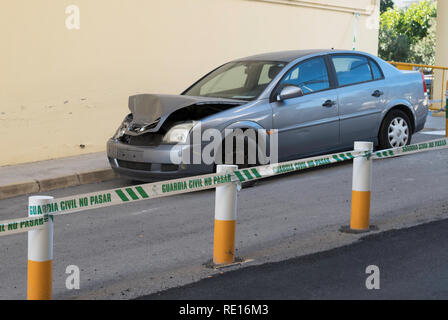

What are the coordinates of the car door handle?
(322, 100, 336, 107)
(372, 90, 384, 98)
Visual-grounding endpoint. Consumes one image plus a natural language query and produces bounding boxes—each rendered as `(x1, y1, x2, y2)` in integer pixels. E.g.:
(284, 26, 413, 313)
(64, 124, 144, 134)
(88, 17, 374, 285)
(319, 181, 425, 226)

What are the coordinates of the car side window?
(332, 55, 373, 86)
(280, 57, 330, 95)
(369, 59, 384, 80)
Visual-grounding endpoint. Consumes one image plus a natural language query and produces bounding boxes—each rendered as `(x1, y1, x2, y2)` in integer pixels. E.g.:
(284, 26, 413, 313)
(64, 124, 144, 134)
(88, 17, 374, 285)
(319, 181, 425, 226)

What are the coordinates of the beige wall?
(0, 0, 379, 166)
(434, 0, 448, 109)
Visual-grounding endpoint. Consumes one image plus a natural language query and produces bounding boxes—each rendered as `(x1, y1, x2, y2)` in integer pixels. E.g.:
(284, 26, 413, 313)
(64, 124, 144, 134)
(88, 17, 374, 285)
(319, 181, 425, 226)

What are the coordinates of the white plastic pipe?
(27, 196, 54, 300)
(213, 165, 238, 265)
(350, 142, 373, 230)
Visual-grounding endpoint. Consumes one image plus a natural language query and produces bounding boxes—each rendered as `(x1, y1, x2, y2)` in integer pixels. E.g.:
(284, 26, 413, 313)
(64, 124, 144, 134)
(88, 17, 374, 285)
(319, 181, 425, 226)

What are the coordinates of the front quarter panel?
(197, 99, 273, 134)
(192, 99, 273, 164)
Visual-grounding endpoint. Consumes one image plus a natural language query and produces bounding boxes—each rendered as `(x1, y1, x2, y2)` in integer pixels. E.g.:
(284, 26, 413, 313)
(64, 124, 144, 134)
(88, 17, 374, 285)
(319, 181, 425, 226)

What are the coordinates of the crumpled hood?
(127, 94, 245, 134)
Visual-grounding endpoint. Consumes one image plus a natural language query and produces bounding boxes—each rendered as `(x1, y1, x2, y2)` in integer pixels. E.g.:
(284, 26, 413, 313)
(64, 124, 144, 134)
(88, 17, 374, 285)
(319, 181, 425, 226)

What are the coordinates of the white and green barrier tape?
(0, 215, 51, 237)
(371, 138, 448, 160)
(233, 150, 366, 183)
(233, 138, 448, 184)
(0, 172, 234, 237)
(0, 150, 364, 237)
(0, 172, 233, 230)
(1, 138, 447, 237)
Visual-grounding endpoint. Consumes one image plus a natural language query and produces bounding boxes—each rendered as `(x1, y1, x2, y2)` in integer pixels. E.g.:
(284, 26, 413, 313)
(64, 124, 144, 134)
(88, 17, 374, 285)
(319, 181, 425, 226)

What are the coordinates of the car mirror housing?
(277, 86, 304, 102)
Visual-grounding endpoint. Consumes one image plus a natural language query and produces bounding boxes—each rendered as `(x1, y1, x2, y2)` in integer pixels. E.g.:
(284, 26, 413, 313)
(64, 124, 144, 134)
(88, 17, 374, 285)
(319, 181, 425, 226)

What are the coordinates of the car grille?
(127, 118, 161, 134)
(116, 160, 179, 172)
(120, 133, 164, 146)
(161, 164, 179, 172)
(117, 160, 152, 171)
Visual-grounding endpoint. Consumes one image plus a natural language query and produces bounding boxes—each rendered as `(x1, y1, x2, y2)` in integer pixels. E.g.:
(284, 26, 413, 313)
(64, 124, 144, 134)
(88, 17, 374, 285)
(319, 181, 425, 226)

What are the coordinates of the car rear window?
(332, 55, 373, 86)
(370, 59, 384, 80)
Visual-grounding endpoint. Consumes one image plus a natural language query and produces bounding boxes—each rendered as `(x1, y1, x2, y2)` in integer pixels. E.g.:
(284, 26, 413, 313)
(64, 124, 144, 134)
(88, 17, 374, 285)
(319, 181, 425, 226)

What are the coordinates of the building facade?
(434, 0, 448, 109)
(1, 0, 380, 165)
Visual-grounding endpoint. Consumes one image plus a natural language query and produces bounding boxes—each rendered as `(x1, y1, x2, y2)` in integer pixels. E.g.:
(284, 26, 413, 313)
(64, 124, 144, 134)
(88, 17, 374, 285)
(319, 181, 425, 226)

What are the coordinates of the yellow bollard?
(213, 165, 238, 265)
(350, 142, 373, 231)
(27, 196, 54, 300)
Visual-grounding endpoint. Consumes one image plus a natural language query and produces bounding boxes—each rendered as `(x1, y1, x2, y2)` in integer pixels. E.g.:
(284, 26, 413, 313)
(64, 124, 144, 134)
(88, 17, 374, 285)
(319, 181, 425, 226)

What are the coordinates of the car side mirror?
(277, 86, 304, 102)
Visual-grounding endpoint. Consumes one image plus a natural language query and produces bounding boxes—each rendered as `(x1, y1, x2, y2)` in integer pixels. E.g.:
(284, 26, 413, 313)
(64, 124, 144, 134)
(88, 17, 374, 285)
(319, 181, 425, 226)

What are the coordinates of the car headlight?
(112, 114, 132, 140)
(162, 122, 196, 144)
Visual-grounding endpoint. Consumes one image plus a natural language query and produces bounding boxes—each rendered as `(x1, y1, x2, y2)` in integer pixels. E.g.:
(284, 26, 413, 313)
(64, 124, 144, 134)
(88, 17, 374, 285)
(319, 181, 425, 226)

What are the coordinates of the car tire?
(378, 109, 413, 150)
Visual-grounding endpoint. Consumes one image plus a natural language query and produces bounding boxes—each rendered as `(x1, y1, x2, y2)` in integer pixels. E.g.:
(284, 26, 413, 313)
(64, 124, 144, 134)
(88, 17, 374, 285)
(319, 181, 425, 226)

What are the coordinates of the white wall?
(0, 0, 379, 165)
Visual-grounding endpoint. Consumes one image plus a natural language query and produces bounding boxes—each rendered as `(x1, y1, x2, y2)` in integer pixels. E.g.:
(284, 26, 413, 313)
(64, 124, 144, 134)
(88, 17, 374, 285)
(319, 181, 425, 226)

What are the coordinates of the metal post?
(213, 165, 238, 265)
(27, 196, 54, 300)
(350, 142, 373, 231)
(442, 71, 446, 111)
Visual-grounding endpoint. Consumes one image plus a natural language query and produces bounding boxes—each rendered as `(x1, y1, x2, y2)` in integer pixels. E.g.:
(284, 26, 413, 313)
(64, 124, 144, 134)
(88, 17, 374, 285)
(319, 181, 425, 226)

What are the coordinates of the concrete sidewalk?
(0, 152, 115, 200)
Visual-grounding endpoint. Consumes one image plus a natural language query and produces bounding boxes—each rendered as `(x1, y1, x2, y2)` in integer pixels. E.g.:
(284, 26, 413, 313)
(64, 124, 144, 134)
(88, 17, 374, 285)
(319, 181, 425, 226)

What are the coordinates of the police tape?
(0, 149, 364, 236)
(233, 150, 366, 182)
(371, 138, 448, 160)
(1, 138, 446, 237)
(0, 172, 233, 237)
(18, 172, 233, 220)
(236, 138, 448, 185)
(0, 215, 51, 237)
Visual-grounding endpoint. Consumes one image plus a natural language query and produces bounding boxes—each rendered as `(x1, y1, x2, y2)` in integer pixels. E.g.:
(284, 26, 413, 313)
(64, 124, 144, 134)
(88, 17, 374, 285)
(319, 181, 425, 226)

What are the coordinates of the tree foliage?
(378, 0, 437, 64)
(411, 20, 437, 65)
(380, 0, 394, 14)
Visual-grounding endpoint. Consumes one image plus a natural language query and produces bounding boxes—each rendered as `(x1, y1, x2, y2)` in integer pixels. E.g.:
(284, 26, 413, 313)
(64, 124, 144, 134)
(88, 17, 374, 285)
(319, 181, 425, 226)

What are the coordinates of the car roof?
(233, 49, 363, 63)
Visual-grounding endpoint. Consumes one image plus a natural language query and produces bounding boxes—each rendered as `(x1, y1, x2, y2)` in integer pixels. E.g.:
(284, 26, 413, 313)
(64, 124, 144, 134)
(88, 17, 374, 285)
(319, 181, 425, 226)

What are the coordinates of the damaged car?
(107, 49, 428, 181)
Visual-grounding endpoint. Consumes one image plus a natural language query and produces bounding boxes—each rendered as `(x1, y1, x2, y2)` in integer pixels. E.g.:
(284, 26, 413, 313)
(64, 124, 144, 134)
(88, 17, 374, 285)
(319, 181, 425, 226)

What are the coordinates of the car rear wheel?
(378, 109, 412, 150)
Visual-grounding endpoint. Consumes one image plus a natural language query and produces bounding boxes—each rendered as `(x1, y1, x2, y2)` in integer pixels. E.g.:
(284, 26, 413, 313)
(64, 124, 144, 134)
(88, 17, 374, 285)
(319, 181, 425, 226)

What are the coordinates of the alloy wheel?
(388, 117, 409, 148)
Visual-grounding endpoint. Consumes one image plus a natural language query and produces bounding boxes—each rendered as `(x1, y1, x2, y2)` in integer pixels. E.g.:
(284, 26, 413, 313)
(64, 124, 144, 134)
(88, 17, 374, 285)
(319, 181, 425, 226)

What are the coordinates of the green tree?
(411, 19, 437, 65)
(378, 27, 412, 62)
(380, 0, 394, 14)
(402, 1, 437, 40)
(378, 0, 437, 63)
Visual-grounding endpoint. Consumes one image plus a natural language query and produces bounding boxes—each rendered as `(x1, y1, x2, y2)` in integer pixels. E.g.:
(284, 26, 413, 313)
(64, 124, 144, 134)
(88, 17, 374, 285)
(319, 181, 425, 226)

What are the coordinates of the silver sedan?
(107, 49, 428, 181)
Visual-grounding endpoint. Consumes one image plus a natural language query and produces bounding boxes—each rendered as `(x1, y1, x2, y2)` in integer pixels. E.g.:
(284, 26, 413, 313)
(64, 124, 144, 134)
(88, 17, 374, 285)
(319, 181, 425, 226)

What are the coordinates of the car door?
(271, 56, 340, 160)
(330, 54, 387, 148)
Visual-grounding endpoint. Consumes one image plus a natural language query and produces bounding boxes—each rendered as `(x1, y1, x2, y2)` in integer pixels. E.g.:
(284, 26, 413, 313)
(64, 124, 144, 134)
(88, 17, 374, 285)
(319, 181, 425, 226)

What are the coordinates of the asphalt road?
(142, 218, 448, 300)
(0, 132, 447, 299)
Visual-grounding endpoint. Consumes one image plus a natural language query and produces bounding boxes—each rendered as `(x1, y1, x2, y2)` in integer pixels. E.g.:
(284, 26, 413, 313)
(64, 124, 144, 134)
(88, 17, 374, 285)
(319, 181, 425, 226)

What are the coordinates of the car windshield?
(183, 61, 286, 101)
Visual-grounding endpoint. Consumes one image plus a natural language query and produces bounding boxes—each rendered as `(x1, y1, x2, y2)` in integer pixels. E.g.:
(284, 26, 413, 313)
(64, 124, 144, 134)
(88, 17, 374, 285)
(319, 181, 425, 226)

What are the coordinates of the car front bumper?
(106, 139, 213, 181)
